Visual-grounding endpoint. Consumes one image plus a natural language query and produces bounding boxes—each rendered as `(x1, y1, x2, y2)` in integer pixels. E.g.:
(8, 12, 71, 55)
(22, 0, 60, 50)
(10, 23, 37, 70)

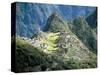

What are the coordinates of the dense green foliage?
(14, 12, 97, 72)
(16, 38, 50, 72)
(68, 16, 97, 53)
(15, 32, 97, 72)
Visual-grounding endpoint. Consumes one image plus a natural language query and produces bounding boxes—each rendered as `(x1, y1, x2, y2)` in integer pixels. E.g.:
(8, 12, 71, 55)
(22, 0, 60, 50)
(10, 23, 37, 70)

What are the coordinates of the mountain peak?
(49, 12, 59, 18)
(43, 12, 68, 33)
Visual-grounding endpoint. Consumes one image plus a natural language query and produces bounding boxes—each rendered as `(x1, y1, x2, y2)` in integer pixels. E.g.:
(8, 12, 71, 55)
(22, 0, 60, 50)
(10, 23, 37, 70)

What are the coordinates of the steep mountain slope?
(44, 12, 97, 53)
(14, 12, 97, 72)
(43, 12, 69, 32)
(15, 37, 58, 72)
(42, 13, 96, 63)
(14, 3, 97, 72)
(86, 8, 97, 34)
(16, 2, 96, 37)
(15, 30, 97, 72)
(86, 8, 97, 29)
(68, 16, 97, 53)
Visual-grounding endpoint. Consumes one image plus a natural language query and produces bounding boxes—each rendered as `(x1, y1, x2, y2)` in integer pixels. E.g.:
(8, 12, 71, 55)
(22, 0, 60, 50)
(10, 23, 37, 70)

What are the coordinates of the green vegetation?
(41, 32, 59, 51)
(43, 12, 68, 33)
(15, 38, 50, 72)
(14, 12, 97, 72)
(14, 36, 97, 72)
(69, 16, 97, 53)
(63, 57, 97, 69)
